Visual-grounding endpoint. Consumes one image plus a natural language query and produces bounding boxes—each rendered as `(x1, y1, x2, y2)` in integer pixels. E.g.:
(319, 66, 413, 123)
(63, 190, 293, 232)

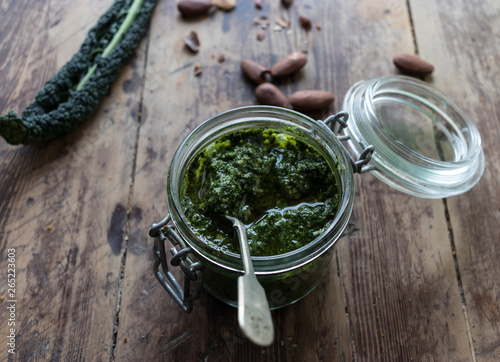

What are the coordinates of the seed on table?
(393, 53, 434, 77)
(241, 59, 271, 84)
(185, 31, 200, 53)
(289, 90, 335, 111)
(178, 0, 214, 17)
(271, 52, 307, 77)
(299, 15, 312, 31)
(255, 83, 291, 108)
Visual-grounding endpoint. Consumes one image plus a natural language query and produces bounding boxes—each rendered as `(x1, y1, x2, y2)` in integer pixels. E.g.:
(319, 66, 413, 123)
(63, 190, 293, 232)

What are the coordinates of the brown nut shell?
(393, 53, 434, 76)
(289, 90, 334, 111)
(178, 0, 213, 17)
(240, 60, 271, 84)
(255, 83, 291, 108)
(185, 31, 200, 52)
(299, 15, 312, 30)
(271, 52, 307, 77)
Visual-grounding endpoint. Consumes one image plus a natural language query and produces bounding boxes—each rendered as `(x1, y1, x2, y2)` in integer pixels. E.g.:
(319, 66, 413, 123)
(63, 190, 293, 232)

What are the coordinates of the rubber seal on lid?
(342, 75, 485, 198)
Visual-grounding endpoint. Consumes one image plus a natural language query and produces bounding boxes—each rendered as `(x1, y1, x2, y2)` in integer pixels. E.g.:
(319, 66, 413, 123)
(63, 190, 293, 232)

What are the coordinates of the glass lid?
(342, 75, 485, 198)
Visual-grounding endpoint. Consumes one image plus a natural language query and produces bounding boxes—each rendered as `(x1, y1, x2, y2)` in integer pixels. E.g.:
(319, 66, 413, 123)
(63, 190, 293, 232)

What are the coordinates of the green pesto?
(181, 127, 340, 256)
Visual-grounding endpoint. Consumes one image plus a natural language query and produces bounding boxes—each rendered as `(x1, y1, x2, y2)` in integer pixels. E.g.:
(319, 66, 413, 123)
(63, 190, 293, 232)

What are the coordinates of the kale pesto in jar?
(181, 127, 340, 257)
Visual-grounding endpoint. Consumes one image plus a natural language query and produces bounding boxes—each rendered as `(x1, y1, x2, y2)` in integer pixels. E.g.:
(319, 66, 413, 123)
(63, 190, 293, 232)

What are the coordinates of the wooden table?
(1, 0, 499, 360)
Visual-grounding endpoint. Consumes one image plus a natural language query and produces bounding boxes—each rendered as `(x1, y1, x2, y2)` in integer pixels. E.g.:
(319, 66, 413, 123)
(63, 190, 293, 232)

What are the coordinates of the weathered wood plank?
(2, 0, 494, 360)
(410, 0, 500, 359)
(332, 0, 474, 360)
(0, 0, 146, 360)
(116, 0, 354, 361)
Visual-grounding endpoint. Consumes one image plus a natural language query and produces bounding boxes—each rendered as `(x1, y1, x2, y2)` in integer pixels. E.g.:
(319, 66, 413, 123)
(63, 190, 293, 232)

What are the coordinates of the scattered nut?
(214, 0, 236, 11)
(281, 0, 293, 8)
(393, 53, 434, 77)
(48, 225, 53, 231)
(194, 64, 203, 76)
(218, 53, 226, 63)
(256, 32, 266, 41)
(289, 90, 335, 111)
(255, 83, 290, 108)
(271, 51, 307, 77)
(178, 0, 213, 17)
(185, 31, 200, 53)
(299, 15, 311, 31)
(255, 0, 262, 9)
(240, 59, 270, 84)
(316, 24, 322, 30)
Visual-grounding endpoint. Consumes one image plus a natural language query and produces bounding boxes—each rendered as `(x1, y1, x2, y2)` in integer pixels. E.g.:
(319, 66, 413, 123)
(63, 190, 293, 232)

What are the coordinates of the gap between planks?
(442, 198, 477, 362)
(109, 32, 152, 361)
(405, 0, 418, 55)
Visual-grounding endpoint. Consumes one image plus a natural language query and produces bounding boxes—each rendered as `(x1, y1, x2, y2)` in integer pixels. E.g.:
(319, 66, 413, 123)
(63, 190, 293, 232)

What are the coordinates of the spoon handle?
(230, 217, 254, 275)
(238, 274, 274, 346)
(225, 215, 274, 346)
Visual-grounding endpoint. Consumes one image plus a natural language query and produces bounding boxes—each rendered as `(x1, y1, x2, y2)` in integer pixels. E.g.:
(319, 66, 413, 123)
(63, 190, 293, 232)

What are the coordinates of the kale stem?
(76, 0, 145, 90)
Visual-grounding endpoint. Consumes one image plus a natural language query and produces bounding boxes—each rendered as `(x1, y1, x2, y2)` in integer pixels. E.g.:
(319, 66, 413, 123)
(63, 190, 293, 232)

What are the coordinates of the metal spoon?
(225, 215, 274, 347)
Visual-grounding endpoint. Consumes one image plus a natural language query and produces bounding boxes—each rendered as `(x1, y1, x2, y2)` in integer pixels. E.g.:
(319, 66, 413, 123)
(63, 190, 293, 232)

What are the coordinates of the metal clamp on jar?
(149, 75, 484, 313)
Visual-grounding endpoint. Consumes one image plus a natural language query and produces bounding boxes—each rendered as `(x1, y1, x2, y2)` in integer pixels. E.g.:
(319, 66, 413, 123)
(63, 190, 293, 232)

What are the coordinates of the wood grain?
(116, 0, 351, 361)
(411, 0, 500, 359)
(328, 1, 472, 360)
(0, 0, 145, 360)
(0, 0, 499, 360)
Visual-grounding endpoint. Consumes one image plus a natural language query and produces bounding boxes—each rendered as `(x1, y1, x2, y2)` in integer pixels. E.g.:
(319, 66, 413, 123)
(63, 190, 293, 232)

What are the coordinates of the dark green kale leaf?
(0, 0, 159, 145)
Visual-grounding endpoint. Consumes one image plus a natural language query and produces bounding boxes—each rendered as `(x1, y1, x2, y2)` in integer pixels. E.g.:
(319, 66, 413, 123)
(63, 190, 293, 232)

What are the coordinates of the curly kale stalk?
(0, 0, 159, 145)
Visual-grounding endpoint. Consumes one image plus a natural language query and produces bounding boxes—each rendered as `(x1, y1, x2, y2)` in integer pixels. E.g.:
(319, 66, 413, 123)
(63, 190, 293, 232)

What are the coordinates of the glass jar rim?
(342, 75, 485, 198)
(166, 106, 354, 275)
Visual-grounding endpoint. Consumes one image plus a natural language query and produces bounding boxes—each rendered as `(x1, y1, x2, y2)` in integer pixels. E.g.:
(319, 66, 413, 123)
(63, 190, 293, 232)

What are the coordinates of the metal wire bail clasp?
(150, 214, 203, 313)
(323, 112, 375, 174)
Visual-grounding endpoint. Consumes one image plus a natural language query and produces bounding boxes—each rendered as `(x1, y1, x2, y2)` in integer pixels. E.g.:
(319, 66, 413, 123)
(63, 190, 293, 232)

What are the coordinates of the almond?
(271, 52, 307, 77)
(178, 0, 213, 17)
(289, 90, 334, 111)
(393, 53, 434, 76)
(281, 0, 293, 8)
(241, 60, 271, 84)
(255, 83, 290, 108)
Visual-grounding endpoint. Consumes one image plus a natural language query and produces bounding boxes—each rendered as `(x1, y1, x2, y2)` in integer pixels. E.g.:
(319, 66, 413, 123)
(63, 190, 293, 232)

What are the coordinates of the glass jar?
(152, 106, 355, 311)
(343, 75, 484, 198)
(149, 75, 484, 312)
